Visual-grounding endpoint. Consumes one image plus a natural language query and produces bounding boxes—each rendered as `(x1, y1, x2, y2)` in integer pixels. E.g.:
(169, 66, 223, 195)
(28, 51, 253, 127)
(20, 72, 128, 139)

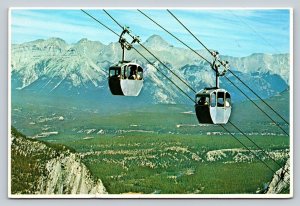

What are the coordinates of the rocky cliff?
(10, 127, 107, 195)
(266, 159, 290, 194)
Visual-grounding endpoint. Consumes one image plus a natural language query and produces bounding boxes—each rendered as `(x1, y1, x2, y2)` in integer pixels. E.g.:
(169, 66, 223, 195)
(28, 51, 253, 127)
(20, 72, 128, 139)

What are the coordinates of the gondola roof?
(196, 87, 229, 96)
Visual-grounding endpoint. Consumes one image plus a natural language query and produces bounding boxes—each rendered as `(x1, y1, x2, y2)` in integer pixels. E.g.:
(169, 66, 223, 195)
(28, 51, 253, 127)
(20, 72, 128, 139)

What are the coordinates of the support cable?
(228, 120, 290, 175)
(225, 77, 289, 136)
(81, 9, 289, 189)
(104, 9, 288, 135)
(167, 9, 289, 125)
(221, 124, 290, 187)
(131, 46, 196, 103)
(103, 9, 197, 93)
(138, 9, 289, 135)
(137, 9, 212, 65)
(82, 9, 195, 103)
(106, 8, 290, 186)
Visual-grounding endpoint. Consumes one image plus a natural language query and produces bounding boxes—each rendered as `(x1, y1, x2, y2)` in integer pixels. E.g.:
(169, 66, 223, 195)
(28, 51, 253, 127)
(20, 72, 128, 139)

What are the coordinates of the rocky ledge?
(11, 127, 107, 195)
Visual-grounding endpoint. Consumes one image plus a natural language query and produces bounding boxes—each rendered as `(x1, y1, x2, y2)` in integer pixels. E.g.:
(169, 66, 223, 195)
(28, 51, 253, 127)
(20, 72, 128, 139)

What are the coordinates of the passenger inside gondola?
(128, 65, 138, 80)
(137, 66, 143, 80)
(198, 96, 209, 106)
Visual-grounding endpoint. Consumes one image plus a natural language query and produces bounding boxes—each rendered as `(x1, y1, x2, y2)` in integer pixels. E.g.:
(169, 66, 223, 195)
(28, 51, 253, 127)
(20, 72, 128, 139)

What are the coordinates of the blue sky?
(11, 9, 291, 57)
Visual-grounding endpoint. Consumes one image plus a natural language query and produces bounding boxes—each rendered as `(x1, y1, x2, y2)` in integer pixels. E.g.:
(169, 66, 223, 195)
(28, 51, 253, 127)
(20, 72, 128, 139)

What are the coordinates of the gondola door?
(210, 91, 225, 124)
(209, 92, 217, 123)
(223, 92, 231, 123)
(216, 91, 226, 123)
(210, 91, 231, 124)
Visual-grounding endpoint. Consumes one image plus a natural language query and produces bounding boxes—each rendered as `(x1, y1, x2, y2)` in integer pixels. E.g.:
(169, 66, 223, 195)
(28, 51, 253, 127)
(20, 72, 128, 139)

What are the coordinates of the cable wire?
(228, 70, 290, 125)
(131, 47, 196, 103)
(221, 124, 290, 186)
(104, 9, 289, 135)
(81, 9, 119, 37)
(81, 9, 195, 103)
(225, 76, 289, 136)
(138, 9, 289, 136)
(167, 9, 289, 126)
(167, 9, 212, 56)
(117, 9, 290, 187)
(81, 9, 290, 190)
(138, 9, 212, 65)
(103, 9, 197, 93)
(228, 120, 290, 175)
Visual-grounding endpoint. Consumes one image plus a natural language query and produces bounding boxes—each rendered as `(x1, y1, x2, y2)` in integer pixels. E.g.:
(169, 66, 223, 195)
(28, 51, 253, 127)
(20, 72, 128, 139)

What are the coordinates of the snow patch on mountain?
(11, 36, 290, 103)
(144, 35, 172, 51)
(225, 53, 290, 84)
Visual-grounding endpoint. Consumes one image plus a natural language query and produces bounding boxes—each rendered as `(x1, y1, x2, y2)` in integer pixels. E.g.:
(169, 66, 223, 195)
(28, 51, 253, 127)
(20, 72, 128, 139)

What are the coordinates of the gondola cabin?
(195, 88, 231, 124)
(108, 62, 143, 96)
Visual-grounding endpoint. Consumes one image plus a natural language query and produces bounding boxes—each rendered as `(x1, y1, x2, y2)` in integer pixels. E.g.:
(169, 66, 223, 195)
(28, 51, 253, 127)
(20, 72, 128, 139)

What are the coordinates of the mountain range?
(11, 35, 290, 104)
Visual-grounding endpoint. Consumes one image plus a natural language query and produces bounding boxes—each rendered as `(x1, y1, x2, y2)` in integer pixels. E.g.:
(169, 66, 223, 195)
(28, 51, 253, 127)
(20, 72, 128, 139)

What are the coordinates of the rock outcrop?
(266, 158, 290, 194)
(38, 153, 106, 194)
(11, 127, 107, 195)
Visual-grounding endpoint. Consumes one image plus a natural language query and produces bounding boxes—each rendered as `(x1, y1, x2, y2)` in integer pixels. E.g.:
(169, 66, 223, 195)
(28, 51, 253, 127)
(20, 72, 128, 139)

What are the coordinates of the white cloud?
(11, 12, 117, 44)
(10, 9, 290, 57)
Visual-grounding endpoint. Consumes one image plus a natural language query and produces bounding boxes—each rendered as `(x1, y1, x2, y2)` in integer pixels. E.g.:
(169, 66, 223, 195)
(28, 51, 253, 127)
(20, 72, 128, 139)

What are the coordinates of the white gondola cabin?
(108, 27, 144, 96)
(195, 88, 231, 124)
(108, 62, 143, 96)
